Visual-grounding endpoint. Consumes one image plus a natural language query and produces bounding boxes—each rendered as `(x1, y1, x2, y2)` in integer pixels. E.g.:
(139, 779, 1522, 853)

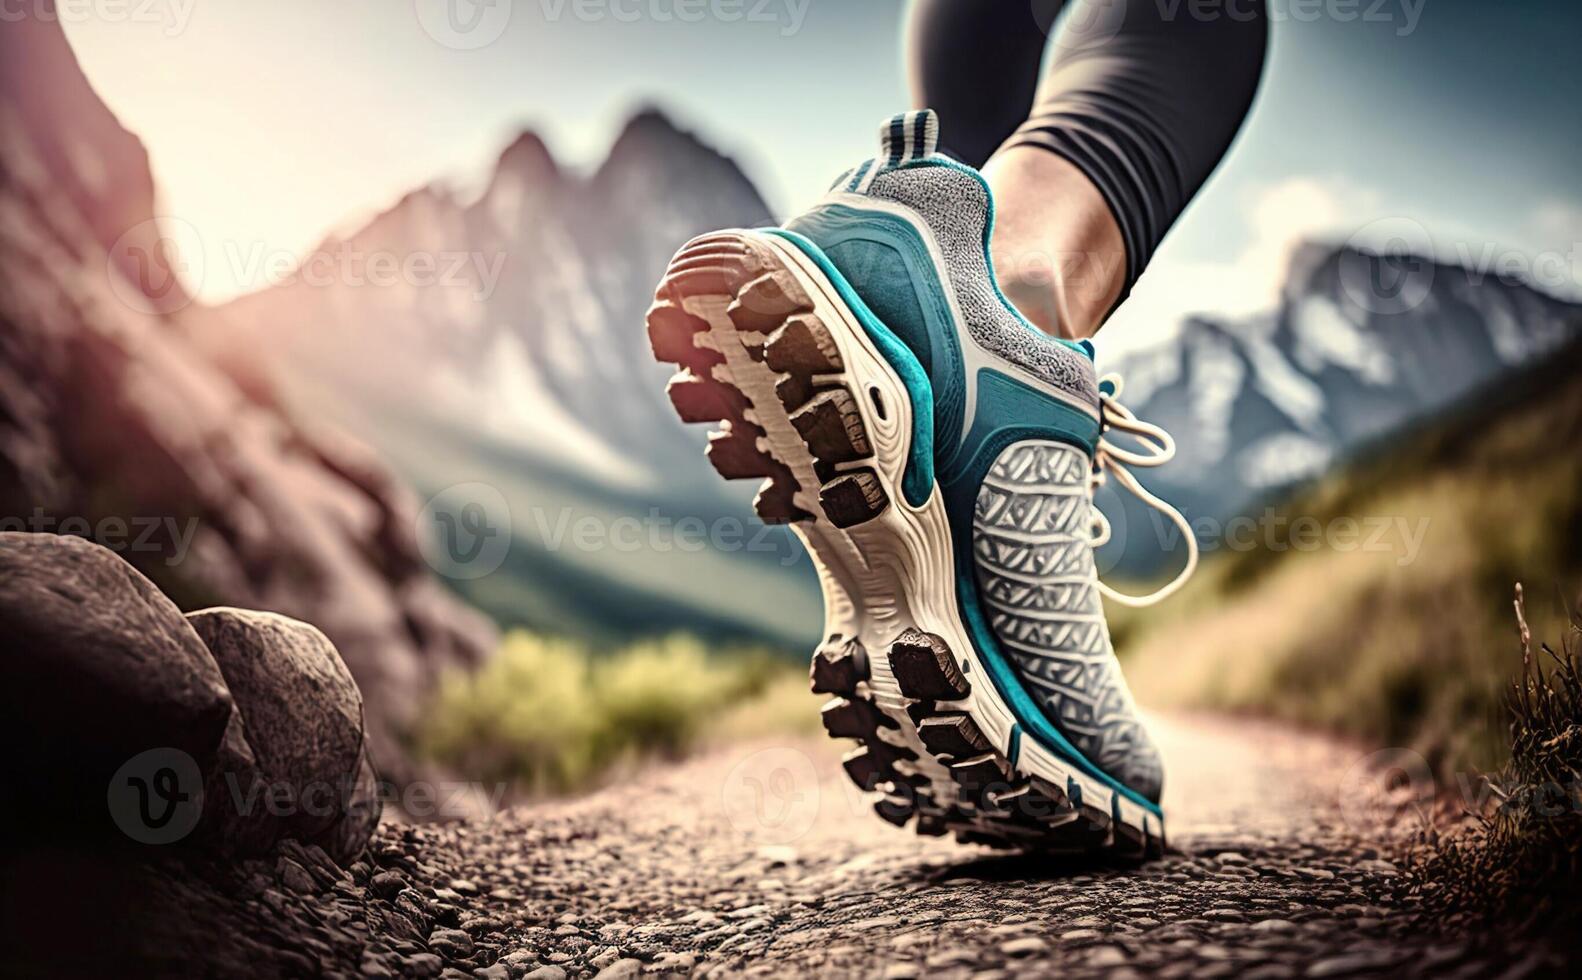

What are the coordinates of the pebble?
(1251, 919, 1296, 933)
(651, 951, 697, 971)
(592, 960, 642, 980)
(1001, 937, 1049, 958)
(1306, 954, 1401, 977)
(278, 860, 318, 896)
(427, 929, 474, 959)
(370, 872, 407, 898)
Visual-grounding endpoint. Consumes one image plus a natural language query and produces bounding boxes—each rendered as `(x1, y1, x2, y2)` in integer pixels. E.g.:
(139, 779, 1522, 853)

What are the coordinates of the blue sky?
(66, 0, 1580, 353)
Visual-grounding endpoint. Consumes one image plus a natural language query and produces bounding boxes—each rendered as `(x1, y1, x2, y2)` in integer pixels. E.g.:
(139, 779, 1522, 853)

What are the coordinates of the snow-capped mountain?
(215, 110, 821, 646)
(220, 109, 773, 499)
(1104, 243, 1581, 542)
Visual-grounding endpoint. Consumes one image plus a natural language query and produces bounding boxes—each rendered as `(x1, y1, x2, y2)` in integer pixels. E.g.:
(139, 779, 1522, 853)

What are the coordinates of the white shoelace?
(1088, 374, 1199, 608)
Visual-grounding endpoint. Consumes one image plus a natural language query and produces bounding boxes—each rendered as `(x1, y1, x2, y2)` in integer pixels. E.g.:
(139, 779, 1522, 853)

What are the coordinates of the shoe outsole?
(646, 230, 1162, 858)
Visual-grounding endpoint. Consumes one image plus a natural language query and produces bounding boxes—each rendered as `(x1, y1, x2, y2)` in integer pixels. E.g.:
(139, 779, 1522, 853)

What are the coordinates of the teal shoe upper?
(777, 111, 1167, 808)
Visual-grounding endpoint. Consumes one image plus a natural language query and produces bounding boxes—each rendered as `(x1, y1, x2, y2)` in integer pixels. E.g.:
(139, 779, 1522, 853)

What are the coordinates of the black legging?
(908, 0, 1268, 292)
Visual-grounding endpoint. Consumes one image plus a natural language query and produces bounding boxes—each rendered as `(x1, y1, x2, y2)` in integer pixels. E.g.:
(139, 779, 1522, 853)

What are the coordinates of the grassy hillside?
(417, 631, 819, 796)
(1120, 340, 1582, 773)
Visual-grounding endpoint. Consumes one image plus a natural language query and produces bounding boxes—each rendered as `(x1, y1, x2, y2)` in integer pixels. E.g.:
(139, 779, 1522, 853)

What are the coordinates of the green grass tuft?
(417, 630, 818, 795)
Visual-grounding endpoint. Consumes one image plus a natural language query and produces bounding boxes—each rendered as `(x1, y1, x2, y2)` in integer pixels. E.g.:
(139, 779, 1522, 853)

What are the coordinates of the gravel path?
(37, 713, 1559, 977)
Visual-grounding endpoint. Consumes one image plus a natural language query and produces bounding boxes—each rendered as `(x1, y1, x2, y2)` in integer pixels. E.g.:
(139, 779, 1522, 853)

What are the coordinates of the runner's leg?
(908, 0, 1268, 337)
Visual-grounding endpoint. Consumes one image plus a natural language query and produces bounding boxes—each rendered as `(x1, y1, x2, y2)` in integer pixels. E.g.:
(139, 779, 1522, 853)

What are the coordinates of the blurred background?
(3, 0, 1579, 799)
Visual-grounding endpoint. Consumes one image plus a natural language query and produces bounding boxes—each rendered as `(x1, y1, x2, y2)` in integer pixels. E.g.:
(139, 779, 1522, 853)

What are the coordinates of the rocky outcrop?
(0, 533, 380, 861)
(0, 0, 185, 311)
(0, 532, 237, 839)
(0, 6, 496, 781)
(0, 538, 383, 974)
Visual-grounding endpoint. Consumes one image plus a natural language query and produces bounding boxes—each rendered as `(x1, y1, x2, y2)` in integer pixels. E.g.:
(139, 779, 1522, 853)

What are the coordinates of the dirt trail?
(61, 713, 1551, 978)
(348, 713, 1533, 978)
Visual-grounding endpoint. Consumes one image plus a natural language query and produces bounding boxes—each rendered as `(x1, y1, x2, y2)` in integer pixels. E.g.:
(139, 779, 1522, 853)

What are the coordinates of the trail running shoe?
(645, 110, 1196, 856)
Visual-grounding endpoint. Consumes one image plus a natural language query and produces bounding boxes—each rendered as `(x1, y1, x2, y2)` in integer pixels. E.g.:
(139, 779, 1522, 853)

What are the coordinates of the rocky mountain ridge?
(214, 108, 824, 646)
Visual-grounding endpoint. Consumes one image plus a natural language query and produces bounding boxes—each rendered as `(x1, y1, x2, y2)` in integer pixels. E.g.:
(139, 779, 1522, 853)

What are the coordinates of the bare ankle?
(983, 145, 1127, 340)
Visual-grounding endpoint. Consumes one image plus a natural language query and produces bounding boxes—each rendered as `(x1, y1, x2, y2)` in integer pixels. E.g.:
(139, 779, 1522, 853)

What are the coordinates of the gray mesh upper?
(865, 163, 1098, 407)
(973, 440, 1163, 802)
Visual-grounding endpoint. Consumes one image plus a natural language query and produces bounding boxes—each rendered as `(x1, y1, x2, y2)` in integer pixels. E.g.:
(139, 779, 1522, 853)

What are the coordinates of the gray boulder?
(187, 606, 381, 862)
(0, 532, 237, 837)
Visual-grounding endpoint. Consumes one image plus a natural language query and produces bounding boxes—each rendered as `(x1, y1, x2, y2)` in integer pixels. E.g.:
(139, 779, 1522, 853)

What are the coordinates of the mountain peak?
(612, 105, 689, 148)
(596, 106, 741, 186)
(494, 129, 558, 183)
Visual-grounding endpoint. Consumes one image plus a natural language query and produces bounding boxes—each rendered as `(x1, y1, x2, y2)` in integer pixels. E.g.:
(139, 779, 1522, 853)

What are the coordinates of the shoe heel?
(646, 230, 891, 529)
